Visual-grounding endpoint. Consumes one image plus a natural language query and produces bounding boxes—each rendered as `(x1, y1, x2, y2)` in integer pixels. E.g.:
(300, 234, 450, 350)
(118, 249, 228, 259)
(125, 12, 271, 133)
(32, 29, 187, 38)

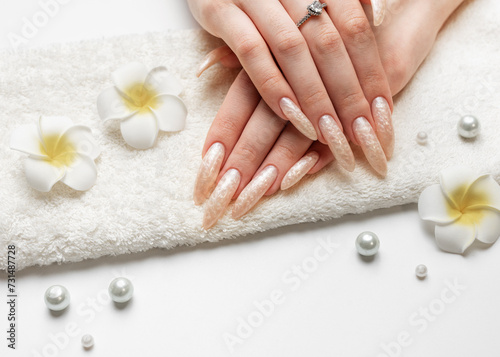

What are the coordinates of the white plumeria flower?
(10, 116, 101, 192)
(418, 166, 500, 254)
(97, 62, 187, 149)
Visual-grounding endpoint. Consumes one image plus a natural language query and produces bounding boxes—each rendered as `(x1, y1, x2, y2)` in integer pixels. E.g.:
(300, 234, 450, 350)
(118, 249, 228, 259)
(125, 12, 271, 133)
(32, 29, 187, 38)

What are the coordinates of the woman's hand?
(187, 0, 393, 164)
(193, 0, 466, 228)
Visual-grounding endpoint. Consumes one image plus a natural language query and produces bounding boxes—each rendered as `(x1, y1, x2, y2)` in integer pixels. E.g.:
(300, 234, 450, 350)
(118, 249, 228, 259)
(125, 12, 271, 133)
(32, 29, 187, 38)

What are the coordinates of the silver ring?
(296, 1, 327, 28)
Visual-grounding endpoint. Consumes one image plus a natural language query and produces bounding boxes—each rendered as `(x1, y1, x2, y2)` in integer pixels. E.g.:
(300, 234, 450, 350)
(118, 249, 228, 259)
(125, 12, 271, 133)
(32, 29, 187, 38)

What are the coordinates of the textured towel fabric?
(1, 0, 499, 270)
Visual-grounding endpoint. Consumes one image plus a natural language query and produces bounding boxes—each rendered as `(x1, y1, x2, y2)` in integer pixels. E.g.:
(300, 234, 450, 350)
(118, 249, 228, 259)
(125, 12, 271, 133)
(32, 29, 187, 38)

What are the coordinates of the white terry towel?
(1, 0, 499, 270)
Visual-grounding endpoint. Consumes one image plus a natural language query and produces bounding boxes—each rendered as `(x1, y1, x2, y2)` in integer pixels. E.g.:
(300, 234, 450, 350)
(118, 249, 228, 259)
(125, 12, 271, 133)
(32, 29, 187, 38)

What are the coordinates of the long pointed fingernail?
(352, 117, 387, 177)
(281, 152, 319, 190)
(202, 169, 241, 229)
(372, 97, 394, 160)
(279, 98, 318, 141)
(232, 166, 278, 220)
(372, 0, 387, 26)
(197, 45, 233, 77)
(318, 115, 355, 172)
(193, 142, 225, 205)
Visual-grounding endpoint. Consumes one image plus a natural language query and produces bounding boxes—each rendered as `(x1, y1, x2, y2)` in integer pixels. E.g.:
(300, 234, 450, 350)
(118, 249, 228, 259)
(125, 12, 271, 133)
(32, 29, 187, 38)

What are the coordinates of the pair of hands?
(190, 0, 465, 228)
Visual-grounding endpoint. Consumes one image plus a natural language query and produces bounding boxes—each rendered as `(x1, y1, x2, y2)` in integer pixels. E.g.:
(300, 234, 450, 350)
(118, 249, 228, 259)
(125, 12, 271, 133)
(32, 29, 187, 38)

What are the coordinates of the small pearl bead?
(355, 231, 380, 256)
(458, 115, 480, 138)
(44, 285, 70, 311)
(415, 264, 428, 279)
(109, 277, 134, 303)
(81, 334, 94, 349)
(416, 131, 428, 145)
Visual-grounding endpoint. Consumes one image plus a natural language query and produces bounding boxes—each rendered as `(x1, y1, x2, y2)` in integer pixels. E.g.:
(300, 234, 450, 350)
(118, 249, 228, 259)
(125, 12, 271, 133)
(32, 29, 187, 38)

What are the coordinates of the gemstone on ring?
(297, 1, 327, 28)
(308, 1, 326, 16)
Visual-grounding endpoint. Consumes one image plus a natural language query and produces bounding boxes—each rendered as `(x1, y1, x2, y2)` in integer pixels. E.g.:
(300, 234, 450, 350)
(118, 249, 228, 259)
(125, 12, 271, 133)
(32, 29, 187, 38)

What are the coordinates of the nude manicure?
(372, 97, 394, 160)
(197, 45, 233, 77)
(193, 142, 225, 205)
(202, 169, 241, 230)
(232, 165, 278, 220)
(279, 97, 318, 141)
(372, 0, 387, 27)
(281, 152, 319, 190)
(352, 117, 387, 177)
(318, 115, 355, 172)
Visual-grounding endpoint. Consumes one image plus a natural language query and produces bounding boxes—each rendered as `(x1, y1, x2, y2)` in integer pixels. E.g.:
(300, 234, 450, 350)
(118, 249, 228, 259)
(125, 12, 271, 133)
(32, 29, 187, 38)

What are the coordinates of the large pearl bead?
(108, 277, 134, 303)
(44, 285, 70, 311)
(416, 131, 428, 145)
(458, 115, 480, 138)
(355, 231, 380, 256)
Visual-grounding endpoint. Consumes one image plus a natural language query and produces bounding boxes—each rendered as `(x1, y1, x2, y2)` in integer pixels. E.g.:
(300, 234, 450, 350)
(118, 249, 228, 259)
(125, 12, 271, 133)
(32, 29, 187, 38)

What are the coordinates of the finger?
(239, 0, 341, 143)
(281, 141, 335, 190)
(193, 70, 259, 205)
(197, 45, 242, 77)
(218, 100, 287, 198)
(214, 6, 317, 140)
(360, 0, 387, 27)
(328, 0, 394, 160)
(232, 124, 314, 219)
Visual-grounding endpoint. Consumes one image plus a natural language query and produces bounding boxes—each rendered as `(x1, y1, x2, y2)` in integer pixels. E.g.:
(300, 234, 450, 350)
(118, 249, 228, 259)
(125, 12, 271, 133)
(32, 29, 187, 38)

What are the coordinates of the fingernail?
(202, 169, 241, 229)
(281, 151, 319, 190)
(352, 117, 387, 177)
(318, 115, 355, 172)
(279, 98, 318, 141)
(372, 97, 394, 160)
(372, 0, 386, 26)
(193, 142, 225, 205)
(197, 46, 233, 77)
(232, 165, 278, 220)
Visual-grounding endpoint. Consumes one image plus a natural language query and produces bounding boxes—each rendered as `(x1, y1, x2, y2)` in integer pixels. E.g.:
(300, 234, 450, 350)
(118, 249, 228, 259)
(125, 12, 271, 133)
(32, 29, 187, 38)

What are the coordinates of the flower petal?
(439, 166, 478, 208)
(111, 62, 148, 95)
(418, 184, 461, 224)
(10, 124, 46, 158)
(465, 174, 500, 212)
(61, 154, 97, 191)
(97, 87, 136, 122)
(144, 66, 183, 96)
(39, 116, 74, 140)
(151, 94, 187, 132)
(61, 125, 101, 160)
(24, 157, 65, 192)
(119, 111, 159, 149)
(434, 216, 476, 254)
(471, 209, 500, 244)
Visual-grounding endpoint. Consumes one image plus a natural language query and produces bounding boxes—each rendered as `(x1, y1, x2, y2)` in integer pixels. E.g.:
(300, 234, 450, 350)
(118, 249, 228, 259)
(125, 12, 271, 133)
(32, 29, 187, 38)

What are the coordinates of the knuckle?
(362, 69, 386, 87)
(275, 30, 307, 57)
(340, 90, 366, 109)
(234, 36, 263, 60)
(275, 141, 297, 162)
(315, 27, 343, 55)
(215, 116, 239, 138)
(301, 89, 329, 109)
(237, 142, 261, 166)
(343, 16, 373, 45)
(258, 70, 282, 93)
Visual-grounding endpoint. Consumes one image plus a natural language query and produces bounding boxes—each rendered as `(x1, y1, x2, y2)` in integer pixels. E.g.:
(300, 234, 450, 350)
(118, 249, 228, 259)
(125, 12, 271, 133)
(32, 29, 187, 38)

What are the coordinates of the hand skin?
(194, 0, 466, 225)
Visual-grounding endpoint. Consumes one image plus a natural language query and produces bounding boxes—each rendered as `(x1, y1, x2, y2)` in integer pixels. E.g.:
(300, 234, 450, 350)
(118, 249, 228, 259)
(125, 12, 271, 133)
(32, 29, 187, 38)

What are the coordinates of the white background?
(1, 1, 499, 356)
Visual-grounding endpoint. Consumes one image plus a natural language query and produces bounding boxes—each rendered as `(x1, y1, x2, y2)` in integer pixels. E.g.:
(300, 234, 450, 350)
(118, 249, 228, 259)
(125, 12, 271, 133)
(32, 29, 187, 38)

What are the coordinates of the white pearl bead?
(108, 277, 134, 303)
(416, 131, 428, 145)
(355, 231, 380, 256)
(44, 285, 70, 311)
(458, 115, 480, 138)
(81, 334, 94, 349)
(415, 264, 428, 279)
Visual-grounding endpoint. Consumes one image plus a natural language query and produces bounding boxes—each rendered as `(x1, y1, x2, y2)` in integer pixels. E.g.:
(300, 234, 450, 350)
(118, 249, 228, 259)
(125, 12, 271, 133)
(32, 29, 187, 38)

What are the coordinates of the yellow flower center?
(447, 182, 490, 225)
(123, 83, 158, 113)
(39, 134, 77, 167)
